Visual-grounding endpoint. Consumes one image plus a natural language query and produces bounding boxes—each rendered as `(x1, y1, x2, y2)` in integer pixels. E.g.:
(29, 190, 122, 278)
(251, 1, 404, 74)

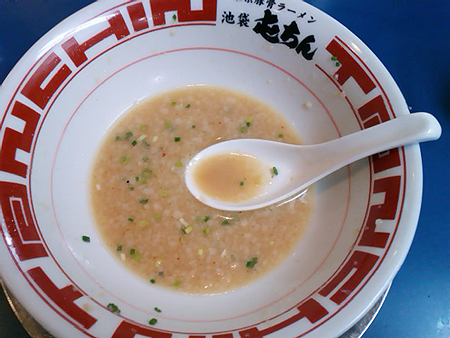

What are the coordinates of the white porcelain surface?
(0, 1, 424, 337)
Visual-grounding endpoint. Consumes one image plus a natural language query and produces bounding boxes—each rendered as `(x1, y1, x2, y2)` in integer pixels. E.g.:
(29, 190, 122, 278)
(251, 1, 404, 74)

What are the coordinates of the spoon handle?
(316, 112, 441, 171)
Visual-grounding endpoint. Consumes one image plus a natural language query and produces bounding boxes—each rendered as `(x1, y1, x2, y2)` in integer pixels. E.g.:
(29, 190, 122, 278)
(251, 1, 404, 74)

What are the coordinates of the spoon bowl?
(185, 112, 441, 211)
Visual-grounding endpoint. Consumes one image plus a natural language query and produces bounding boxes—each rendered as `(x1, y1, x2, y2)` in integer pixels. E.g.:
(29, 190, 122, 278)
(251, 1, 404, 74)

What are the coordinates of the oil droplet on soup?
(90, 86, 312, 293)
(193, 153, 269, 202)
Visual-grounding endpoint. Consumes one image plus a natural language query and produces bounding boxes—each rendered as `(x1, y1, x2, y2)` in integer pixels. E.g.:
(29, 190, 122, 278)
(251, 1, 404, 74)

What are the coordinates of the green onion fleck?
(150, 278, 156, 284)
(131, 140, 137, 146)
(171, 101, 177, 106)
(272, 166, 278, 176)
(107, 303, 120, 313)
(203, 216, 210, 222)
(124, 131, 133, 139)
(174, 136, 181, 142)
(185, 103, 191, 108)
(117, 244, 122, 251)
(82, 235, 90, 243)
(335, 61, 341, 67)
(172, 14, 177, 20)
(134, 252, 141, 261)
(175, 160, 183, 167)
(191, 125, 196, 129)
(119, 156, 129, 163)
(141, 168, 153, 178)
(160, 189, 169, 197)
(239, 181, 244, 186)
(246, 257, 258, 268)
(129, 186, 134, 191)
(222, 220, 230, 225)
(239, 125, 248, 133)
(153, 213, 162, 221)
(149, 318, 158, 325)
(139, 124, 148, 132)
(173, 280, 180, 287)
(203, 227, 211, 234)
(154, 307, 162, 313)
(278, 133, 283, 138)
(130, 248, 135, 255)
(142, 157, 148, 163)
(139, 198, 148, 204)
(128, 217, 134, 222)
(164, 121, 172, 128)
(115, 135, 120, 141)
(181, 225, 193, 234)
(331, 55, 338, 61)
(246, 117, 253, 127)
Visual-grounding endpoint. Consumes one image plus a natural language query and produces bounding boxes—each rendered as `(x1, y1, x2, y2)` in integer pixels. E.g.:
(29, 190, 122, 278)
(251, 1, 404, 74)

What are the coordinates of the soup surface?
(90, 86, 312, 293)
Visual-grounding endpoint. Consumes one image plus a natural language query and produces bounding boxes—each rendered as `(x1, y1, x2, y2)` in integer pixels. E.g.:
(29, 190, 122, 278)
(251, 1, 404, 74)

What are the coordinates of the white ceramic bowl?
(0, 1, 423, 337)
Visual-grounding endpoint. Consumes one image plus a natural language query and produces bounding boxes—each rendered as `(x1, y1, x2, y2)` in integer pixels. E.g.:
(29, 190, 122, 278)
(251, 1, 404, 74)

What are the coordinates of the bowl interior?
(0, 1, 420, 337)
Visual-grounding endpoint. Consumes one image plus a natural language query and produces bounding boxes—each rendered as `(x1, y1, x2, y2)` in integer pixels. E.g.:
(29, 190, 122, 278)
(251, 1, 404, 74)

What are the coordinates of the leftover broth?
(193, 153, 270, 202)
(90, 86, 312, 293)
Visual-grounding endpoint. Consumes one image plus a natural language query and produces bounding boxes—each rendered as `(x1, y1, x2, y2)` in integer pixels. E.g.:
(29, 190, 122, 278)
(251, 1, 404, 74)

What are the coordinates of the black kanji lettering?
(295, 35, 317, 60)
(253, 9, 280, 43)
(238, 13, 250, 27)
(222, 11, 235, 24)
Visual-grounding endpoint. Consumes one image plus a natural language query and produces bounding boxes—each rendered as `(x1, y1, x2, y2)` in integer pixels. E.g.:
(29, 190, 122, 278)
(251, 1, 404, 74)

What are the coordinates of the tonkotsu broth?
(90, 86, 312, 293)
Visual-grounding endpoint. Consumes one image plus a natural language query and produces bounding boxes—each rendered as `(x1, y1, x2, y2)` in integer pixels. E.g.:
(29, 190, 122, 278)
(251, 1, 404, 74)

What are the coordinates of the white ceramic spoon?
(185, 112, 441, 211)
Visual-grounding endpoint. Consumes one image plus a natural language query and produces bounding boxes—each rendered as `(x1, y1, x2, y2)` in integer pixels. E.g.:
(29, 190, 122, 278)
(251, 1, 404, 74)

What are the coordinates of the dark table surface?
(0, 1, 449, 337)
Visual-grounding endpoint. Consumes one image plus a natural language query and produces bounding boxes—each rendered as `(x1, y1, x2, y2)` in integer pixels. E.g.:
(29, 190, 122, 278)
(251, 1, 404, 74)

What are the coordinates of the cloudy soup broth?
(90, 86, 312, 293)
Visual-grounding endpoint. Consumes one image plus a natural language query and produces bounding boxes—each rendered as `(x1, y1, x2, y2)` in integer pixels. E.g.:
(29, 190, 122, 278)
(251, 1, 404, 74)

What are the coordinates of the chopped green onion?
(171, 101, 177, 106)
(154, 307, 162, 313)
(135, 176, 139, 182)
(173, 280, 180, 287)
(137, 219, 150, 228)
(181, 225, 193, 234)
(131, 140, 137, 146)
(107, 303, 120, 313)
(124, 131, 133, 139)
(115, 135, 120, 141)
(153, 213, 162, 221)
(128, 217, 134, 222)
(331, 55, 338, 61)
(141, 168, 153, 178)
(142, 139, 150, 147)
(133, 252, 141, 261)
(239, 125, 248, 133)
(142, 157, 149, 162)
(129, 186, 134, 191)
(203, 227, 211, 234)
(185, 103, 191, 108)
(246, 257, 258, 268)
(272, 166, 278, 176)
(203, 216, 210, 222)
(117, 244, 122, 251)
(130, 248, 135, 255)
(278, 133, 283, 138)
(246, 116, 253, 127)
(82, 235, 90, 243)
(222, 220, 229, 225)
(150, 278, 156, 284)
(139, 198, 148, 204)
(119, 156, 129, 163)
(139, 124, 148, 132)
(164, 121, 172, 128)
(191, 125, 196, 129)
(175, 160, 183, 167)
(239, 181, 244, 186)
(174, 136, 181, 142)
(335, 61, 341, 67)
(149, 318, 158, 325)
